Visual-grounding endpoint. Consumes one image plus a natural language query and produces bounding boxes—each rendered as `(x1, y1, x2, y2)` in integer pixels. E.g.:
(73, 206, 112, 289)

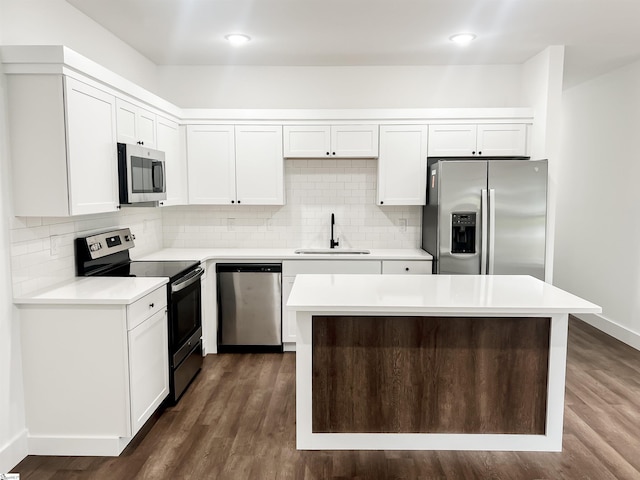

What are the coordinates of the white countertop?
(135, 247, 432, 262)
(14, 277, 168, 305)
(287, 274, 602, 315)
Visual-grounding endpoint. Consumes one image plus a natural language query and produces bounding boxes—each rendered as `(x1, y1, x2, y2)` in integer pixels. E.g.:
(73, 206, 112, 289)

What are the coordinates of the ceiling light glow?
(449, 33, 476, 46)
(225, 34, 251, 46)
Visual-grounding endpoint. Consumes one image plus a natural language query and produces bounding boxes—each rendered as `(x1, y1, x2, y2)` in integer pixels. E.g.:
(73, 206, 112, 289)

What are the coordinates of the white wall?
(0, 0, 159, 94)
(0, 49, 27, 476)
(555, 58, 640, 349)
(164, 160, 421, 249)
(522, 46, 565, 282)
(0, 0, 169, 471)
(155, 64, 525, 109)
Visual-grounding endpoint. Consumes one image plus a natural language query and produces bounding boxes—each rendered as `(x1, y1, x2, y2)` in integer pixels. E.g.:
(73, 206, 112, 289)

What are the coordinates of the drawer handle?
(405, 267, 409, 271)
(149, 302, 154, 308)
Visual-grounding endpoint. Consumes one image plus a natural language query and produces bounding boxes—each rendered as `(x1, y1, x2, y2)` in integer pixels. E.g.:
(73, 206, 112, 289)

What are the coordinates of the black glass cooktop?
(100, 260, 199, 282)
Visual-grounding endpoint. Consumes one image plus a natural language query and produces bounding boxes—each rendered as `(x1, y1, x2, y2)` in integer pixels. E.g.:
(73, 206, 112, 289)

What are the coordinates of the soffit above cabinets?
(0, 45, 533, 124)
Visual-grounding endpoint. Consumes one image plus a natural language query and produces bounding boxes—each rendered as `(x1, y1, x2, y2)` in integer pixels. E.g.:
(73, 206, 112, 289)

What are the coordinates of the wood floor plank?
(12, 317, 640, 480)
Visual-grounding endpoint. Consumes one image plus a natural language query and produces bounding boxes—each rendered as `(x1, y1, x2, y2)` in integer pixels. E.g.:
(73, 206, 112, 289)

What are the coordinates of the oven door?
(170, 266, 204, 367)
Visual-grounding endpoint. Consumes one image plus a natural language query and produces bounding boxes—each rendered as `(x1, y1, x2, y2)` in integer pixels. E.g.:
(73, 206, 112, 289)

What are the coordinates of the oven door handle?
(171, 267, 204, 293)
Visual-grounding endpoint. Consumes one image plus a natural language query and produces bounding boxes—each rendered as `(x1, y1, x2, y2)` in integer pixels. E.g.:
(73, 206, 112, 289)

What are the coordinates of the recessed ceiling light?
(449, 33, 476, 46)
(225, 34, 251, 46)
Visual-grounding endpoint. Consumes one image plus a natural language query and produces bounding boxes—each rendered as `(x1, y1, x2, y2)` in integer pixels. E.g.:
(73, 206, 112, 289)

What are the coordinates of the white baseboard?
(28, 434, 131, 457)
(574, 313, 640, 351)
(0, 429, 28, 474)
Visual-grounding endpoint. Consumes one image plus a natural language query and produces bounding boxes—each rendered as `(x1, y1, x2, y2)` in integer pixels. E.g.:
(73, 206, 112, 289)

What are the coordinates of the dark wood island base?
(312, 315, 551, 435)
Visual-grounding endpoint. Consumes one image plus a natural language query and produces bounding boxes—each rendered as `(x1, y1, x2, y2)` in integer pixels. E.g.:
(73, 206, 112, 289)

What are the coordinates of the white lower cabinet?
(382, 260, 432, 274)
(19, 287, 169, 456)
(128, 308, 170, 434)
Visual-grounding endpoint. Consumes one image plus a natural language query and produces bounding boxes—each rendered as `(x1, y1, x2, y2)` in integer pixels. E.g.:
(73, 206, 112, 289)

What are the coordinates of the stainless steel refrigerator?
(421, 159, 547, 280)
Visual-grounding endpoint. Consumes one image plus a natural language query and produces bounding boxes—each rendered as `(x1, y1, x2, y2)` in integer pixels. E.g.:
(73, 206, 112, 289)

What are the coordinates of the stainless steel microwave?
(117, 143, 167, 205)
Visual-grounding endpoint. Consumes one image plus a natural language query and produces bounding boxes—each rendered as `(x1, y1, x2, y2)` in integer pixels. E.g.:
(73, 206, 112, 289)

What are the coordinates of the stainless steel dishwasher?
(216, 263, 283, 353)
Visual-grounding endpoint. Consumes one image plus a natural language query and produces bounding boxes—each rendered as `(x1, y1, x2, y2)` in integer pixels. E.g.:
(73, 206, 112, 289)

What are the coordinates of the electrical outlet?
(266, 219, 273, 231)
(399, 218, 407, 232)
(228, 218, 235, 231)
(50, 235, 61, 256)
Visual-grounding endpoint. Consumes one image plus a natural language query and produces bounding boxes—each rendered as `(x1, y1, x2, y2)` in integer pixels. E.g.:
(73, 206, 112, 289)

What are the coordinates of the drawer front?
(127, 286, 168, 330)
(382, 260, 432, 275)
(283, 260, 381, 275)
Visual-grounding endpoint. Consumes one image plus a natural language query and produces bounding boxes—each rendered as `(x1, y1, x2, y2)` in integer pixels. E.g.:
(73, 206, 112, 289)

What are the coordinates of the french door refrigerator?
(421, 159, 547, 280)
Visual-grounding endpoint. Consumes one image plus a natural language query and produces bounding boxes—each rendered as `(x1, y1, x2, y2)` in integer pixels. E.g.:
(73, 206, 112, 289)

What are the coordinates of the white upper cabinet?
(187, 125, 236, 204)
(428, 124, 527, 157)
(476, 124, 528, 156)
(157, 117, 188, 206)
(283, 125, 331, 158)
(116, 98, 157, 148)
(187, 125, 284, 205)
(7, 74, 119, 216)
(283, 124, 378, 158)
(377, 125, 428, 206)
(235, 125, 284, 205)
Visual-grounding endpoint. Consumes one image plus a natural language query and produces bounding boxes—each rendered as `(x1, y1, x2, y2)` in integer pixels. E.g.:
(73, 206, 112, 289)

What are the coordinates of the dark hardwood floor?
(12, 317, 640, 479)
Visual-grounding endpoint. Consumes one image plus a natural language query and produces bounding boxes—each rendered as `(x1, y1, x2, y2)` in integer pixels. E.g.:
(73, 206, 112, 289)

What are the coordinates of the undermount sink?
(294, 248, 371, 255)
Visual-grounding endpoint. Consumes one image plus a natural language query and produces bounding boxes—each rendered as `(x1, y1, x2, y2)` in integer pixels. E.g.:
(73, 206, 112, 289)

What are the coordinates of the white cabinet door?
(116, 99, 157, 148)
(187, 125, 236, 205)
(283, 125, 331, 158)
(381, 260, 432, 274)
(157, 117, 188, 206)
(235, 125, 284, 205)
(427, 124, 477, 157)
(377, 125, 427, 206)
(128, 308, 169, 435)
(282, 275, 297, 343)
(428, 124, 528, 157)
(331, 125, 379, 158)
(65, 77, 119, 215)
(283, 124, 378, 158)
(477, 124, 527, 156)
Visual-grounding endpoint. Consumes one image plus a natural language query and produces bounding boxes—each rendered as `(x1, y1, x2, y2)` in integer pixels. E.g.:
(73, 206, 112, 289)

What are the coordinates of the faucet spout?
(330, 213, 339, 249)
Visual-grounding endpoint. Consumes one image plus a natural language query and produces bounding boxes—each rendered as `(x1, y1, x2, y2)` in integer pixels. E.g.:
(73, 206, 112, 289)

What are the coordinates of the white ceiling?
(66, 0, 640, 88)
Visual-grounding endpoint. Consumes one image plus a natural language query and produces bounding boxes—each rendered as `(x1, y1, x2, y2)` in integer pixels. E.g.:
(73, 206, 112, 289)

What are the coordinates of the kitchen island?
(287, 274, 601, 452)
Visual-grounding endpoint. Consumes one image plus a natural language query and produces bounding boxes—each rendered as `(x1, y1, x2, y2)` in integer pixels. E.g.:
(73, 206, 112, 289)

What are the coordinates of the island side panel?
(312, 316, 551, 435)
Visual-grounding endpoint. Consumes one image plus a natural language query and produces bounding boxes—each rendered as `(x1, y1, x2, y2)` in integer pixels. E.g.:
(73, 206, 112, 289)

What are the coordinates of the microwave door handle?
(154, 161, 165, 192)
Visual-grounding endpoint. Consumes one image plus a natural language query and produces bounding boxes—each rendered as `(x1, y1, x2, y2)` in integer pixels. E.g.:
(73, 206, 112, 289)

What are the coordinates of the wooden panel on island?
(312, 316, 550, 435)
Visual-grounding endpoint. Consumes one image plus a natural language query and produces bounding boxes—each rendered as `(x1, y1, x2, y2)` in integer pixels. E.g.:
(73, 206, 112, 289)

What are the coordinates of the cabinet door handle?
(405, 267, 409, 271)
(149, 302, 154, 308)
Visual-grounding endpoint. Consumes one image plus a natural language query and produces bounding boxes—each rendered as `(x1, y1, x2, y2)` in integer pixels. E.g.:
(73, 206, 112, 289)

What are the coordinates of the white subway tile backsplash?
(10, 160, 423, 295)
(162, 159, 422, 250)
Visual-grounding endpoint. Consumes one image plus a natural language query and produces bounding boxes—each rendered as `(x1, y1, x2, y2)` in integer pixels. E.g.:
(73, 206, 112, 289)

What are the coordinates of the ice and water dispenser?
(451, 213, 476, 254)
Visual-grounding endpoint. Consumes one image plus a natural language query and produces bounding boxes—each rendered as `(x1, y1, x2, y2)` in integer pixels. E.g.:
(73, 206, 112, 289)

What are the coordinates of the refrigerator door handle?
(488, 188, 496, 274)
(481, 189, 488, 275)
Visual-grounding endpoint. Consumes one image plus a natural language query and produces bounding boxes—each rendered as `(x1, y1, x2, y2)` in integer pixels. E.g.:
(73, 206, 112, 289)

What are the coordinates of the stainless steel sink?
(294, 248, 371, 255)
